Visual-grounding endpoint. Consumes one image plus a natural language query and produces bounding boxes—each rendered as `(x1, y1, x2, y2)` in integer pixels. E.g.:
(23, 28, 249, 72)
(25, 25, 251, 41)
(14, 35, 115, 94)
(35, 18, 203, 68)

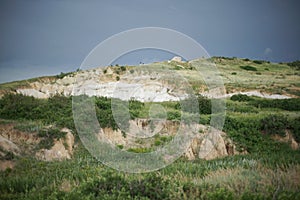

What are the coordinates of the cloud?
(264, 47, 272, 56)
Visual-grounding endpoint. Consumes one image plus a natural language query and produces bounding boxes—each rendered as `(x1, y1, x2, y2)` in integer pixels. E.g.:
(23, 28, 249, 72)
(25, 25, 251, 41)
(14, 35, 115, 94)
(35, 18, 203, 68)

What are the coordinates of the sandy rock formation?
(0, 160, 15, 171)
(97, 119, 239, 161)
(184, 127, 240, 160)
(272, 131, 299, 150)
(35, 128, 74, 161)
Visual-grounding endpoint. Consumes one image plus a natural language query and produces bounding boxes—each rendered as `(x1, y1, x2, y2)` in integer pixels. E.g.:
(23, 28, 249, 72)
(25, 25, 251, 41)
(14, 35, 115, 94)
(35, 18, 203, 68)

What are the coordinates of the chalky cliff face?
(14, 57, 297, 101)
(16, 60, 191, 102)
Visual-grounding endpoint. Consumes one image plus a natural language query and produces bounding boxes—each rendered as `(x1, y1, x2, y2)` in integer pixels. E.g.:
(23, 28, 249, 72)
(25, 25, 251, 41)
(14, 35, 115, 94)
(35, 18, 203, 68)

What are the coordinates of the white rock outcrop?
(171, 56, 182, 62)
(17, 88, 48, 98)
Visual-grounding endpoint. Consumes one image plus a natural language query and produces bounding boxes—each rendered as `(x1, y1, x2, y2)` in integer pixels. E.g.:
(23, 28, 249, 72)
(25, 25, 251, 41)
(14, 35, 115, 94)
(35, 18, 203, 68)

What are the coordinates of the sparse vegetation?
(56, 71, 74, 79)
(287, 60, 300, 70)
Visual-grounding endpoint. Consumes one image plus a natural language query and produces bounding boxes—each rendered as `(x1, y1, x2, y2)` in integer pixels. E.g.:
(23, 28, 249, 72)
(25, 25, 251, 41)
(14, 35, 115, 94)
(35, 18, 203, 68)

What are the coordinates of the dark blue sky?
(0, 0, 299, 83)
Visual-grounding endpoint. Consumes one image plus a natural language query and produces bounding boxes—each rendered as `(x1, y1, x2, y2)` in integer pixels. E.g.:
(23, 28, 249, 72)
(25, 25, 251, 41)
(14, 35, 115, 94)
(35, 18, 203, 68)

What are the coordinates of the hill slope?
(0, 57, 300, 199)
(1, 57, 299, 100)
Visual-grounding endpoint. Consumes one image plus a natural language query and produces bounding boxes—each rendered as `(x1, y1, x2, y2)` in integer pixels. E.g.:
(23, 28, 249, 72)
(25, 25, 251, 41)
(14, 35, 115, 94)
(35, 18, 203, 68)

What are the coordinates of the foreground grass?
(1, 142, 299, 199)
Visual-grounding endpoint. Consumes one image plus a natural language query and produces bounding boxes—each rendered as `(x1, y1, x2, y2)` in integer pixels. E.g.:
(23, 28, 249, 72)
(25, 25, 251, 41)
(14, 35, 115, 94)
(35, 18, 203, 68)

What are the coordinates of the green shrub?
(128, 99, 144, 119)
(0, 94, 76, 130)
(56, 71, 73, 79)
(176, 95, 212, 114)
(240, 65, 257, 71)
(0, 94, 125, 132)
(253, 60, 263, 64)
(154, 135, 172, 147)
(38, 127, 66, 139)
(167, 110, 181, 121)
(95, 97, 119, 130)
(37, 127, 67, 150)
(228, 104, 258, 113)
(174, 65, 181, 70)
(37, 138, 55, 150)
(253, 60, 269, 64)
(0, 93, 44, 120)
(230, 94, 253, 102)
(250, 98, 300, 111)
(260, 115, 288, 137)
(120, 66, 126, 71)
(290, 117, 300, 143)
(224, 115, 291, 153)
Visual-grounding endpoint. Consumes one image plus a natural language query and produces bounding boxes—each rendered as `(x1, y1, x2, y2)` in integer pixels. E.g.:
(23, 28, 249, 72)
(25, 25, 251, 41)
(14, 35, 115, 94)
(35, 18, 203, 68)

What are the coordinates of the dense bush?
(230, 94, 253, 102)
(167, 110, 181, 121)
(223, 116, 260, 152)
(0, 94, 74, 128)
(240, 65, 258, 71)
(249, 98, 300, 111)
(0, 93, 65, 128)
(175, 95, 212, 114)
(0, 93, 44, 120)
(228, 104, 258, 113)
(95, 97, 145, 130)
(253, 60, 270, 64)
(0, 94, 146, 132)
(260, 115, 288, 137)
(95, 97, 120, 130)
(223, 115, 294, 153)
(128, 99, 144, 119)
(290, 117, 300, 143)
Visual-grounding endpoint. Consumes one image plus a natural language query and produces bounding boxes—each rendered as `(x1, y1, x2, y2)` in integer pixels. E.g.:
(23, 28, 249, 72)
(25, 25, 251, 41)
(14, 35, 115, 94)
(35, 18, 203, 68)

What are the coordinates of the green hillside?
(0, 57, 299, 199)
